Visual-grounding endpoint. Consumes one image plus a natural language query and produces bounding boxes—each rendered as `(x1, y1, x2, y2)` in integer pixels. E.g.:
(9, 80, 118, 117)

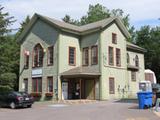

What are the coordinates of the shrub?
(0, 85, 13, 92)
(45, 92, 53, 97)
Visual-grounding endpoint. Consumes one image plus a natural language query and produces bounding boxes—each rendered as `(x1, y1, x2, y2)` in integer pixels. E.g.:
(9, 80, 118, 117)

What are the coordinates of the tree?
(135, 26, 160, 83)
(62, 4, 135, 41)
(62, 4, 131, 29)
(80, 4, 110, 25)
(0, 5, 15, 37)
(15, 15, 30, 38)
(0, 5, 18, 90)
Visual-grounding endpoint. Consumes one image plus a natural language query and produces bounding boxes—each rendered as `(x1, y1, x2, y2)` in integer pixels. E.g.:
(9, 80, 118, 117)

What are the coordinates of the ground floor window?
(131, 71, 136, 81)
(109, 77, 115, 94)
(47, 77, 53, 93)
(32, 77, 42, 92)
(23, 78, 28, 92)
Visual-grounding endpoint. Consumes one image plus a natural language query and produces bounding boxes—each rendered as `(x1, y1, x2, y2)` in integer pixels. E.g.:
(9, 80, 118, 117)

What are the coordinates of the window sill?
(47, 64, 53, 66)
(69, 64, 76, 66)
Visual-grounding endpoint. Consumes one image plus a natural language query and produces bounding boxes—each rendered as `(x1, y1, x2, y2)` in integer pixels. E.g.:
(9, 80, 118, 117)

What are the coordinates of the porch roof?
(60, 66, 101, 78)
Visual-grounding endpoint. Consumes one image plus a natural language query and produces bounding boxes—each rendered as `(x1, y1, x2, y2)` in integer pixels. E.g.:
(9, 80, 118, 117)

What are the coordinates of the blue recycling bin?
(137, 92, 153, 109)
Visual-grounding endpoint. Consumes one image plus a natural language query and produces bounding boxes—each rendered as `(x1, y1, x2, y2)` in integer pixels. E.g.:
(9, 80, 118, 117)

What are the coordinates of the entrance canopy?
(60, 67, 101, 78)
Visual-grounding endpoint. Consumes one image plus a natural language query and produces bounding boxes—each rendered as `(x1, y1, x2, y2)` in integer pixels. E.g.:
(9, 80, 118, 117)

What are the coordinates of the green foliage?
(0, 5, 19, 90)
(15, 15, 30, 38)
(62, 4, 131, 29)
(0, 73, 17, 88)
(62, 4, 135, 41)
(0, 85, 13, 92)
(80, 4, 110, 25)
(135, 26, 160, 82)
(0, 5, 15, 37)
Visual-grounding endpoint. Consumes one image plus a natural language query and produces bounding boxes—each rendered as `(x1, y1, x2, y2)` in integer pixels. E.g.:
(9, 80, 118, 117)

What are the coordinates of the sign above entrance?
(32, 68, 42, 77)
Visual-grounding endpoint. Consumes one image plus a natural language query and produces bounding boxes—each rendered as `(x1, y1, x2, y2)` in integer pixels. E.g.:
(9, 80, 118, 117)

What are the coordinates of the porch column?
(79, 78, 82, 99)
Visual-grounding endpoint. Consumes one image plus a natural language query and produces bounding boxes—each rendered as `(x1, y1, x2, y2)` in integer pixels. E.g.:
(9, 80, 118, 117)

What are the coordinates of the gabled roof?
(17, 13, 131, 43)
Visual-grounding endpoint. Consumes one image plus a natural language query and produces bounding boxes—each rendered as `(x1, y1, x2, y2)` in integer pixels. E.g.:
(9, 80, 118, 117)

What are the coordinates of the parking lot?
(0, 100, 159, 120)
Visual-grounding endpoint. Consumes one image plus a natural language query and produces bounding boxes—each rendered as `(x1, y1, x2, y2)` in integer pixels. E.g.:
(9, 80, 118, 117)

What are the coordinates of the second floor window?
(112, 33, 117, 44)
(116, 48, 121, 66)
(69, 47, 76, 65)
(109, 46, 114, 65)
(91, 46, 98, 65)
(33, 44, 43, 67)
(24, 50, 29, 69)
(47, 46, 54, 65)
(135, 55, 139, 67)
(82, 47, 89, 66)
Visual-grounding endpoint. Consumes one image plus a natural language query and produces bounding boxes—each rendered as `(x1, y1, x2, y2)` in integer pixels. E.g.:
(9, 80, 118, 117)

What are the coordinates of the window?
(47, 46, 54, 65)
(145, 73, 154, 83)
(23, 79, 28, 92)
(109, 77, 115, 94)
(135, 55, 139, 67)
(116, 48, 121, 66)
(47, 77, 53, 93)
(24, 50, 29, 69)
(112, 33, 117, 44)
(32, 78, 42, 92)
(91, 46, 98, 65)
(82, 47, 89, 66)
(33, 44, 43, 67)
(131, 71, 136, 81)
(127, 53, 130, 64)
(69, 47, 76, 65)
(109, 46, 114, 65)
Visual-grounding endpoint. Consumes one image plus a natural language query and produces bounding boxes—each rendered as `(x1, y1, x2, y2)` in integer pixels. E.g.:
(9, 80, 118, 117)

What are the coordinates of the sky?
(1, 0, 160, 31)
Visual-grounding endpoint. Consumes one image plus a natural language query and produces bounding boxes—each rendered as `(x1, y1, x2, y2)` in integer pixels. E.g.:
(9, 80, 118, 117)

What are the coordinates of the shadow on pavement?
(114, 99, 138, 104)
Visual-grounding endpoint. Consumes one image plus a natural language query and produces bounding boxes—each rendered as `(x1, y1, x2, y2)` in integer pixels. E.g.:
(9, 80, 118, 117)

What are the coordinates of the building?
(18, 13, 145, 100)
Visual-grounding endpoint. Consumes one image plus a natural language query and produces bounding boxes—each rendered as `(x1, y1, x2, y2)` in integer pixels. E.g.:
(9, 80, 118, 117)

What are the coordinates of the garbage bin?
(137, 92, 153, 109)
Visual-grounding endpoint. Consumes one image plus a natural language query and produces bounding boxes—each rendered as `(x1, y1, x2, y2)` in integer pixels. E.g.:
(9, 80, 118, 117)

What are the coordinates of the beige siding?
(100, 23, 128, 100)
(127, 51, 145, 98)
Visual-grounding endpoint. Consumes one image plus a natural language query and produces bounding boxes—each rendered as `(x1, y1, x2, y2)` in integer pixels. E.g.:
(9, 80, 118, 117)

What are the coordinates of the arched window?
(33, 44, 43, 67)
(135, 55, 139, 67)
(127, 53, 130, 64)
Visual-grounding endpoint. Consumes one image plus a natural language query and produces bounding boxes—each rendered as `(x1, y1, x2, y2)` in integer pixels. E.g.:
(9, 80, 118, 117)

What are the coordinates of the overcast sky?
(1, 0, 160, 30)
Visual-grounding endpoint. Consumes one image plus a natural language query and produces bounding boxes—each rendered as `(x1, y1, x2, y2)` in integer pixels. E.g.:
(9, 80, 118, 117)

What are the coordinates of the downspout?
(99, 30, 103, 100)
(56, 32, 60, 100)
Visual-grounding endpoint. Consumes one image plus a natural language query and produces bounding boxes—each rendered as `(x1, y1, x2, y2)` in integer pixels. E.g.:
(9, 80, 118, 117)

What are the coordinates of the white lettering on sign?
(32, 68, 42, 77)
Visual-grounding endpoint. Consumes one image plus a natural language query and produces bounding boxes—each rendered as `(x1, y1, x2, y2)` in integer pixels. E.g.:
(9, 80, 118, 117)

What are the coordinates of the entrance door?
(62, 82, 68, 100)
(85, 80, 95, 100)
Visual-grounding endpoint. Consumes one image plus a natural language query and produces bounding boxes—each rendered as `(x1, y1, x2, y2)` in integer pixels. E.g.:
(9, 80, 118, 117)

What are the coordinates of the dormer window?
(135, 55, 139, 67)
(33, 44, 43, 67)
(112, 33, 117, 44)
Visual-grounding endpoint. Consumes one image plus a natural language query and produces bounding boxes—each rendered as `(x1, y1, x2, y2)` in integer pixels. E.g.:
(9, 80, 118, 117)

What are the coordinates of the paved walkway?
(0, 100, 159, 120)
